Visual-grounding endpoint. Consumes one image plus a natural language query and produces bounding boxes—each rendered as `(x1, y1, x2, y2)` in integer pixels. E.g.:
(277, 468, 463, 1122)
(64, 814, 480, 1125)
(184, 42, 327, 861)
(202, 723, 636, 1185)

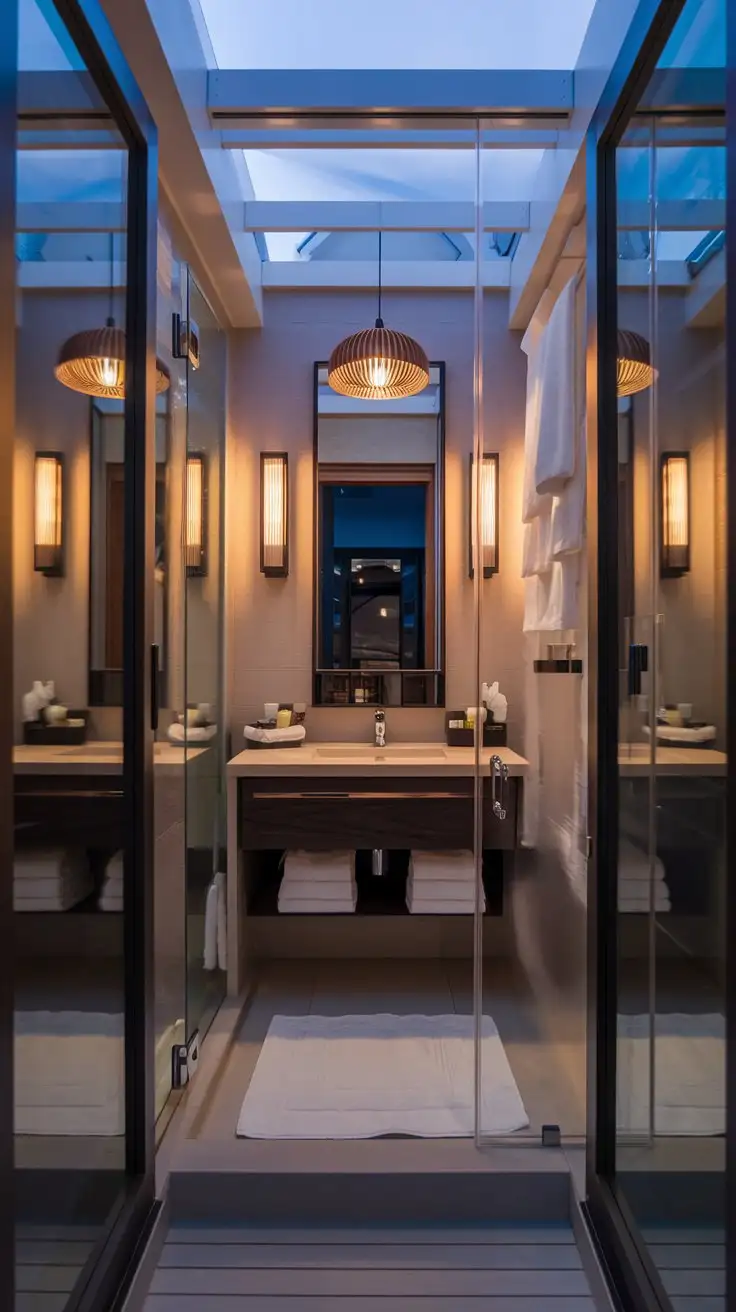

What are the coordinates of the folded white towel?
(167, 721, 217, 744)
(410, 849, 473, 865)
(408, 900, 477, 915)
(284, 853, 355, 881)
(280, 882, 357, 903)
(278, 898, 356, 914)
(244, 724, 306, 746)
(15, 850, 86, 879)
(534, 277, 576, 497)
(99, 896, 123, 912)
(408, 878, 477, 899)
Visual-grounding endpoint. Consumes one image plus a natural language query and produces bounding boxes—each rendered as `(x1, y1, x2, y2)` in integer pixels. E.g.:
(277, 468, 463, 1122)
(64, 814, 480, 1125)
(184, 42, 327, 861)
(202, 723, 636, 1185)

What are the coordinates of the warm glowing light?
(328, 325, 429, 400)
(34, 453, 63, 575)
(617, 329, 656, 397)
(185, 454, 206, 575)
(368, 358, 389, 388)
(661, 453, 690, 577)
(261, 454, 288, 577)
(100, 357, 119, 388)
(55, 322, 170, 398)
(470, 453, 499, 578)
(379, 607, 388, 618)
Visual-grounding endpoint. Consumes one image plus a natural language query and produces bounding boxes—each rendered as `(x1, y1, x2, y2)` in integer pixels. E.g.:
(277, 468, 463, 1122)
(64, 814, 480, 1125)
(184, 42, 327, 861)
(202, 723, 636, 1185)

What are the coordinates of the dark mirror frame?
(88, 397, 169, 708)
(312, 360, 446, 708)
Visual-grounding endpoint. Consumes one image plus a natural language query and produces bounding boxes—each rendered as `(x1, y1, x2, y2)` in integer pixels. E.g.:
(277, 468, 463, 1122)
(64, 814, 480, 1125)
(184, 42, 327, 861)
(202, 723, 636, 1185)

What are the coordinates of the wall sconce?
(34, 452, 64, 576)
(469, 453, 499, 579)
(185, 452, 207, 576)
(260, 453, 289, 577)
(661, 451, 690, 577)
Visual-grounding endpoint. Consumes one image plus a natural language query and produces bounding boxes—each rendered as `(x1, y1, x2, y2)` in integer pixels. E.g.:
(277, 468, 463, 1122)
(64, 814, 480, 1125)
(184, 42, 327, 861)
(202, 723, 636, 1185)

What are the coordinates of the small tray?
(245, 725, 303, 750)
(445, 712, 507, 748)
(23, 710, 88, 746)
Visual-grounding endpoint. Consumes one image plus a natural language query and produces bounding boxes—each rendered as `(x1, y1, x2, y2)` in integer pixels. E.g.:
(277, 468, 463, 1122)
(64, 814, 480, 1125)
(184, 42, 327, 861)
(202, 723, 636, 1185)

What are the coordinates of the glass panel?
(196, 0, 596, 70)
(613, 0, 726, 1299)
(184, 273, 227, 1043)
(474, 118, 588, 1143)
(13, 2, 130, 1302)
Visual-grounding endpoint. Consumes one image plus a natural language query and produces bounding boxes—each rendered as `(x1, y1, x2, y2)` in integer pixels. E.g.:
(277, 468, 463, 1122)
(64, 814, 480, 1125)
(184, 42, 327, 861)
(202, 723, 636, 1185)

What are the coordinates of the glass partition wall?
(9, 0, 159, 1308)
(587, 1, 729, 1307)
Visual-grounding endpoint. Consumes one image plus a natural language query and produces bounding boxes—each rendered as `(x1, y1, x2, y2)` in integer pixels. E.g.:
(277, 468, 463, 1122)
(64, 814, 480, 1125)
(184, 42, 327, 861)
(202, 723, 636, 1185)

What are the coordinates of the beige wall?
(226, 288, 528, 749)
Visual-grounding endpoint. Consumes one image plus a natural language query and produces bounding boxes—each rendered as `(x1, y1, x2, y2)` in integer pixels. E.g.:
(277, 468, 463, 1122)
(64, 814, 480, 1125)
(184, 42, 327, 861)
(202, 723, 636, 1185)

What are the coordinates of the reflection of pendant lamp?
(617, 329, 656, 396)
(55, 233, 170, 398)
(328, 232, 429, 400)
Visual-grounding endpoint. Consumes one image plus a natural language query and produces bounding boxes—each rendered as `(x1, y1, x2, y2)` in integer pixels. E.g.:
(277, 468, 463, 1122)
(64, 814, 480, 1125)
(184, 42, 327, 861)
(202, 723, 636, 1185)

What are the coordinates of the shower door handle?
(491, 755, 507, 821)
(627, 642, 648, 697)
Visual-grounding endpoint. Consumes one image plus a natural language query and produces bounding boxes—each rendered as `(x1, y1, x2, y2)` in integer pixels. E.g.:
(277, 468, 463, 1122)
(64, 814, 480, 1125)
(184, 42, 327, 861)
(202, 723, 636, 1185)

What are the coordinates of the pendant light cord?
(376, 229, 383, 327)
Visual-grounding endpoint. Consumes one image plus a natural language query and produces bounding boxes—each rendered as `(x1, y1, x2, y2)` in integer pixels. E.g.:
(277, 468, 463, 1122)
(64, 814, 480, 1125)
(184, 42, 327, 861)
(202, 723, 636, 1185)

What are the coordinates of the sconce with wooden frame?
(260, 452, 289, 578)
(469, 452, 499, 579)
(34, 452, 64, 577)
(660, 451, 690, 578)
(185, 451, 207, 577)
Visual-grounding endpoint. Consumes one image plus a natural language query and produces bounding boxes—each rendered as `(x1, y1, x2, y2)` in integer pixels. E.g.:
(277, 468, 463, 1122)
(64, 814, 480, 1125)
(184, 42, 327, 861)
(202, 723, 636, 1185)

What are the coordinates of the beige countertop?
(228, 742, 528, 779)
(14, 741, 210, 777)
(618, 744, 727, 777)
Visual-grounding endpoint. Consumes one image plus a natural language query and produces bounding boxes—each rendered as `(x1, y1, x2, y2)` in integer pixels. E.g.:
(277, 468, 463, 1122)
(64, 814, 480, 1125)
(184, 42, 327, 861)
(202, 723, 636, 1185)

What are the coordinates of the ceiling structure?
(15, 0, 726, 329)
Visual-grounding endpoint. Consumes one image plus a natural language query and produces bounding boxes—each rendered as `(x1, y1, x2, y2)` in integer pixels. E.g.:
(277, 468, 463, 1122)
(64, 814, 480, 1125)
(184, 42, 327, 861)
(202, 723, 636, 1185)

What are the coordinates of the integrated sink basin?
(314, 745, 447, 761)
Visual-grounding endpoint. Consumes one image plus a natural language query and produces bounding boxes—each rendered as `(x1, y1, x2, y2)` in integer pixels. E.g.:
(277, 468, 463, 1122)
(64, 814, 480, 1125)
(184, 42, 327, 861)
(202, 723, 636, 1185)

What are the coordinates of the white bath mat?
(237, 1014, 529, 1139)
(15, 1011, 124, 1137)
(617, 1013, 725, 1137)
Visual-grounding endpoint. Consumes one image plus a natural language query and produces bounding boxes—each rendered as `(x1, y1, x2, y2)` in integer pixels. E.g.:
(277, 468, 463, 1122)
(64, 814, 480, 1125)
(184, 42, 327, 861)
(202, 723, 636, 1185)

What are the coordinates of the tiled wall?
(226, 289, 528, 749)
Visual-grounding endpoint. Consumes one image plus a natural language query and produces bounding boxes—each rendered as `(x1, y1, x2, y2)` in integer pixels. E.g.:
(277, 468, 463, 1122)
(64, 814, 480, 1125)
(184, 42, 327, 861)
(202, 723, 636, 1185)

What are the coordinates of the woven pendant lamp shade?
(328, 321, 430, 400)
(617, 328, 656, 397)
(55, 321, 170, 399)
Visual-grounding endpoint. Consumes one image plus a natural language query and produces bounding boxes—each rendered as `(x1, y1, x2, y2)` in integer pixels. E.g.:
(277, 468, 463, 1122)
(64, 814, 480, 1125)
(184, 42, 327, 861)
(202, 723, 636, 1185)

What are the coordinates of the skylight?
(196, 0, 595, 70)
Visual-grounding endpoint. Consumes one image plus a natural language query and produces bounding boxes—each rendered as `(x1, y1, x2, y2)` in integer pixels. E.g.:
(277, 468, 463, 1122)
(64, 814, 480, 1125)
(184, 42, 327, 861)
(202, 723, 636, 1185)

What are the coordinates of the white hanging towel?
(521, 291, 555, 525)
(203, 877, 219, 971)
(523, 553, 581, 634)
(216, 870, 227, 972)
(521, 513, 553, 579)
(533, 277, 577, 497)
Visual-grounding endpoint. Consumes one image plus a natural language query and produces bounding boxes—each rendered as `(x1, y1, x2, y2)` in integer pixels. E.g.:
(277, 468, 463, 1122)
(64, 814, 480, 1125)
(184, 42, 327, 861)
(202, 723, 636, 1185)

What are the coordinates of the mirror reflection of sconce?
(469, 452, 499, 579)
(260, 453, 289, 578)
(661, 451, 690, 578)
(185, 452, 207, 577)
(34, 452, 64, 576)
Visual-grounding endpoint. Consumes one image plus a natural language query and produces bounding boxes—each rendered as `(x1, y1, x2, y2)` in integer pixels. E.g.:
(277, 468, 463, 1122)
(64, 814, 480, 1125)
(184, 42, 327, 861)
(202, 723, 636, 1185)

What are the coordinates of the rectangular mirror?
(313, 362, 445, 707)
(89, 395, 169, 705)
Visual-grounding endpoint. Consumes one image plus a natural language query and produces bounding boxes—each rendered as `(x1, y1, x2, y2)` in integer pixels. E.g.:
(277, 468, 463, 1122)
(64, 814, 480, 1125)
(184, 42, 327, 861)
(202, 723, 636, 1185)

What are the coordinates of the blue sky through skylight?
(197, 0, 596, 70)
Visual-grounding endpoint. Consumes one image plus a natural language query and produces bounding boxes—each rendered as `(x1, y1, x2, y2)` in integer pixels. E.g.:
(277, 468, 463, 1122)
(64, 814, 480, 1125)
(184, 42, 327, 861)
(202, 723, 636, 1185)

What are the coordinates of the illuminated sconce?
(469, 452, 499, 579)
(260, 453, 289, 577)
(660, 452, 690, 577)
(34, 452, 64, 576)
(185, 452, 207, 576)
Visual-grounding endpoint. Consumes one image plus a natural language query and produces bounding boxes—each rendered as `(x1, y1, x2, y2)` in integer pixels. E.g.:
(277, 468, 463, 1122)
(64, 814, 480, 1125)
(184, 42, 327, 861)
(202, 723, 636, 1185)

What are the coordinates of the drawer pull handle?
(252, 791, 468, 801)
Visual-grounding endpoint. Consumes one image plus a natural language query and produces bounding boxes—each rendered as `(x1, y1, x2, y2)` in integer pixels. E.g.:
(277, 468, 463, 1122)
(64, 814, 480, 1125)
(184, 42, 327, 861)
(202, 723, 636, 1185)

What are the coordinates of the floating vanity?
(226, 743, 528, 995)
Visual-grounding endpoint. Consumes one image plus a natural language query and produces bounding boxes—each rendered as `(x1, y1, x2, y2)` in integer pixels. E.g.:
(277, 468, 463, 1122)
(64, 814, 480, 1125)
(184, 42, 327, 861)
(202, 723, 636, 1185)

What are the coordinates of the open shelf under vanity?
(246, 848, 504, 918)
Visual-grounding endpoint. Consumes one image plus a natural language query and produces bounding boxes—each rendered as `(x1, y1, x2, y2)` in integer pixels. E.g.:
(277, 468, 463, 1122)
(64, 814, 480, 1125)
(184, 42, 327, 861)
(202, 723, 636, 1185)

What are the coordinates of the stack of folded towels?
(407, 850, 485, 914)
(14, 850, 92, 912)
(618, 839, 670, 913)
(99, 851, 123, 912)
(278, 851, 357, 914)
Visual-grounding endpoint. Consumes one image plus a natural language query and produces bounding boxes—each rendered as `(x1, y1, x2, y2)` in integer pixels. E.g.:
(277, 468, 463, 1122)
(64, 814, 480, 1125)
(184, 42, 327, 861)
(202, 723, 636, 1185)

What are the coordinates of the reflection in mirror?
(314, 362, 444, 707)
(89, 394, 169, 705)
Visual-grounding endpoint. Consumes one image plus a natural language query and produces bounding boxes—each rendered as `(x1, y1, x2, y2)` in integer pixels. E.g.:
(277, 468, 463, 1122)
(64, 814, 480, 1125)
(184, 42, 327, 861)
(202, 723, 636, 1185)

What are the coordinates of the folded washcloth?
(284, 852, 355, 880)
(167, 722, 217, 744)
(409, 853, 476, 880)
(244, 724, 306, 746)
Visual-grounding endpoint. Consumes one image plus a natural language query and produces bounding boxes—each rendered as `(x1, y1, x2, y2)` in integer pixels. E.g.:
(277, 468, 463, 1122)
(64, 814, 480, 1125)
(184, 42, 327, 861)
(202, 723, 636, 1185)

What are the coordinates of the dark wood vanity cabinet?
(239, 774, 519, 852)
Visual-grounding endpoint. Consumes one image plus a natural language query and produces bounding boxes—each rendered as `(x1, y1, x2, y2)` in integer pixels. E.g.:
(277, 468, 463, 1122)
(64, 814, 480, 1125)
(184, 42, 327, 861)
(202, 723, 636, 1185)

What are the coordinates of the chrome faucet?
(374, 708, 386, 747)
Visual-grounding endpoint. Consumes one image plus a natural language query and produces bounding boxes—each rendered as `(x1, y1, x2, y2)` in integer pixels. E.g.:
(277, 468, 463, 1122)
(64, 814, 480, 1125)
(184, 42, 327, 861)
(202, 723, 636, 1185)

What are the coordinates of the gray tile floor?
(195, 958, 587, 1144)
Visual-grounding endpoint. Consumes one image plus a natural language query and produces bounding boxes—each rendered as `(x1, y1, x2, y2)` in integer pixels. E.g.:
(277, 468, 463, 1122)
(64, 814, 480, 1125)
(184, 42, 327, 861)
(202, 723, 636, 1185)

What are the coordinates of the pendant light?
(328, 232, 429, 400)
(55, 232, 170, 398)
(617, 328, 655, 397)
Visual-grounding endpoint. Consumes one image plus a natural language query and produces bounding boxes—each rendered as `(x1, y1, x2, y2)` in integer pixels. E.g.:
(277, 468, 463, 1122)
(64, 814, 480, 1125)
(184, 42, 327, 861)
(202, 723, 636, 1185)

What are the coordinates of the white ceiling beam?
(685, 248, 725, 327)
(16, 201, 126, 232)
(18, 263, 124, 290)
(617, 260, 690, 289)
(92, 0, 262, 329)
(262, 261, 510, 291)
(221, 127, 561, 150)
(617, 199, 725, 231)
(17, 70, 109, 125)
(243, 200, 530, 234)
(208, 69, 574, 121)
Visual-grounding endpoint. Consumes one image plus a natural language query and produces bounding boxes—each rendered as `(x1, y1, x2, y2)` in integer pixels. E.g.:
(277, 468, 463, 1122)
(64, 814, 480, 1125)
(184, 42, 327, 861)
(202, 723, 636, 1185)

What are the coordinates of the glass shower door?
(184, 271, 227, 1048)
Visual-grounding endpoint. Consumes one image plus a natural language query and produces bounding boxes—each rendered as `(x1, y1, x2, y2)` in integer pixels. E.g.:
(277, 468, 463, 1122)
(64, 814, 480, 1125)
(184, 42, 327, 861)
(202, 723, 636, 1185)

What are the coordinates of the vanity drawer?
(239, 775, 519, 851)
